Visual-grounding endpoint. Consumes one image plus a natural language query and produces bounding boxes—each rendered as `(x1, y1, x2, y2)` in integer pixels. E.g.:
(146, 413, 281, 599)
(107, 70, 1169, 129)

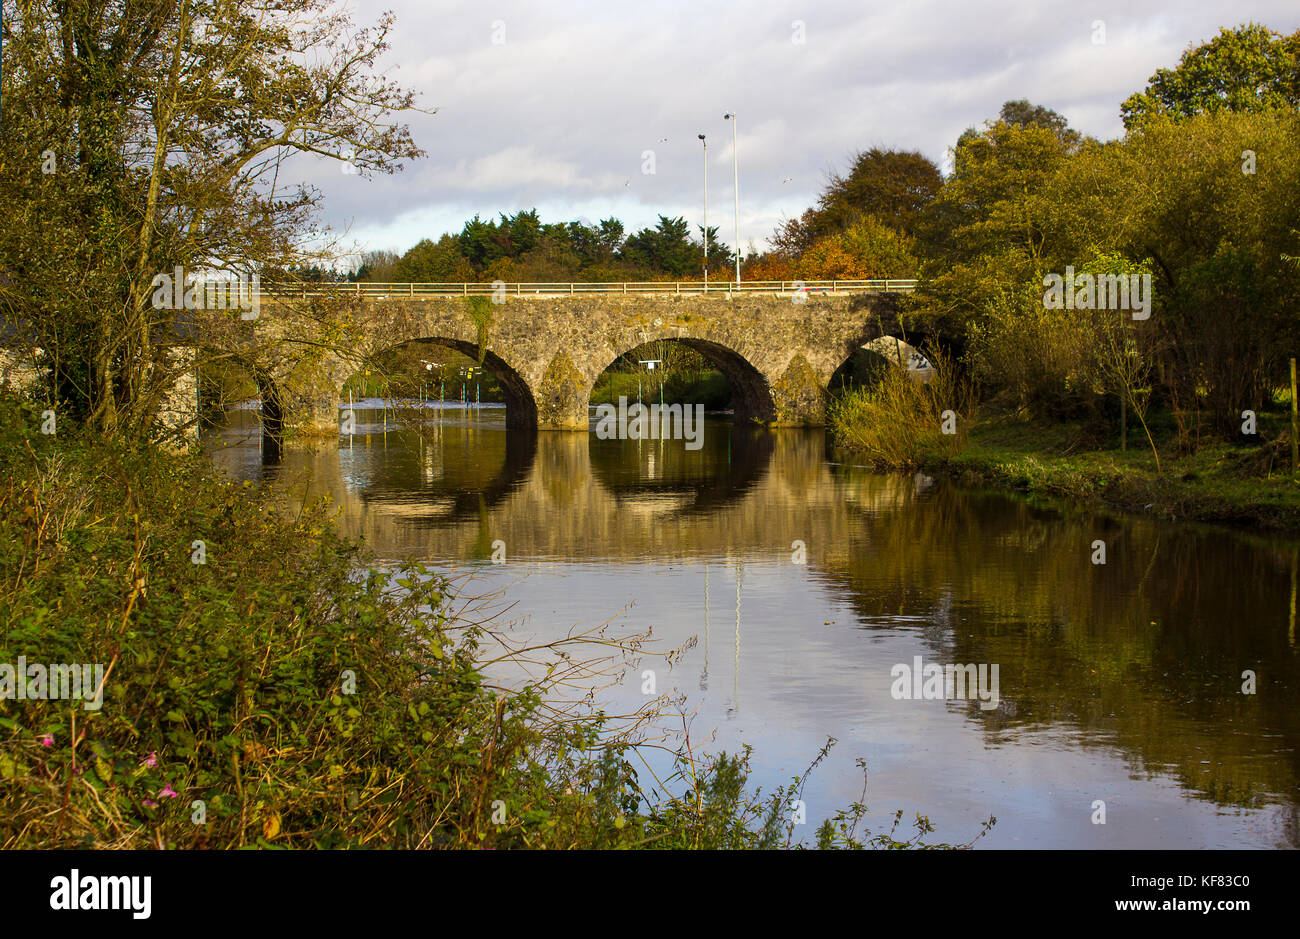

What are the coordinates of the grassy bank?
(0, 392, 987, 849)
(937, 417, 1300, 532)
(829, 374, 1300, 533)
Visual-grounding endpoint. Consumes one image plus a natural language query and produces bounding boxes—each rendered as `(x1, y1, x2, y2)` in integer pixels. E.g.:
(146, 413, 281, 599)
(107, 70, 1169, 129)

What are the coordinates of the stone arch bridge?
(218, 281, 926, 437)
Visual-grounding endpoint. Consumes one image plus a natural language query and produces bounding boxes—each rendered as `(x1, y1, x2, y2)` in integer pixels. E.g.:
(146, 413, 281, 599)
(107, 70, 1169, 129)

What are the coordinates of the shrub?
(828, 351, 977, 466)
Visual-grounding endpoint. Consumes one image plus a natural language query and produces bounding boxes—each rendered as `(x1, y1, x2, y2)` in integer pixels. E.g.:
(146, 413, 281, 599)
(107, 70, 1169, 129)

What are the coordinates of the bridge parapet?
(256, 279, 917, 300)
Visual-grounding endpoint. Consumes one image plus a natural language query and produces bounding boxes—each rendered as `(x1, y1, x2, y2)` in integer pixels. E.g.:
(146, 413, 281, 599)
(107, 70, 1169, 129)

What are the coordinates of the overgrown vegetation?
(0, 0, 423, 440)
(828, 351, 975, 467)
(929, 405, 1300, 532)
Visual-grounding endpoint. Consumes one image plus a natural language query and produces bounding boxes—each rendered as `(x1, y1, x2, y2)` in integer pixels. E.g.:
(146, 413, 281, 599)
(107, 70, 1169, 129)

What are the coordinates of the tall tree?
(597, 218, 625, 257)
(0, 0, 423, 438)
(393, 237, 474, 282)
(621, 215, 697, 276)
(770, 148, 941, 255)
(354, 249, 401, 282)
(999, 100, 1081, 146)
(457, 215, 500, 270)
(697, 225, 733, 274)
(1121, 24, 1300, 128)
(912, 112, 1086, 343)
(816, 148, 944, 234)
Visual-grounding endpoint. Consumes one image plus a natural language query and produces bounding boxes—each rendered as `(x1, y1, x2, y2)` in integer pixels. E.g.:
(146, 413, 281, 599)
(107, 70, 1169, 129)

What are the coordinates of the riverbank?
(870, 412, 1300, 534)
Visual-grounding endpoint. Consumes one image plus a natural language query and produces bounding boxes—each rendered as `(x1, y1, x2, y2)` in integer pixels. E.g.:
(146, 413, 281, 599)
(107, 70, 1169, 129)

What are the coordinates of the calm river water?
(206, 403, 1300, 848)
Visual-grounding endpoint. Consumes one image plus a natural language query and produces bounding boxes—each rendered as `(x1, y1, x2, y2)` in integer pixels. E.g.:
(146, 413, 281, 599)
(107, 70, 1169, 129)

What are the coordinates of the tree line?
(343, 211, 735, 284)
(763, 23, 1298, 442)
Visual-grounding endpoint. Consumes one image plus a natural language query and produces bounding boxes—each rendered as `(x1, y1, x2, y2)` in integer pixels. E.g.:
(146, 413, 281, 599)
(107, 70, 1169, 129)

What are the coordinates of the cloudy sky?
(300, 0, 1300, 264)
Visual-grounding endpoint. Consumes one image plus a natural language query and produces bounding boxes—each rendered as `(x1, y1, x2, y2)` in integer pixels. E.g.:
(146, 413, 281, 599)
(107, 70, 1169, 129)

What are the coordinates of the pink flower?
(158, 783, 179, 799)
(142, 798, 158, 808)
(40, 733, 53, 747)
(140, 752, 157, 768)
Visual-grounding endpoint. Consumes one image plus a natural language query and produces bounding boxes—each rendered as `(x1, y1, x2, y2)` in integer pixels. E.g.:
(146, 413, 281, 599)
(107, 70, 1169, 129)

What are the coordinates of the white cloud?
(429, 146, 624, 193)
(307, 0, 1300, 258)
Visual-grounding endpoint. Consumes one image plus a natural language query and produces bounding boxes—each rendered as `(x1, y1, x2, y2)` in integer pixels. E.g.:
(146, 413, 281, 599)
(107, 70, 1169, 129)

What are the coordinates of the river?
(205, 402, 1300, 848)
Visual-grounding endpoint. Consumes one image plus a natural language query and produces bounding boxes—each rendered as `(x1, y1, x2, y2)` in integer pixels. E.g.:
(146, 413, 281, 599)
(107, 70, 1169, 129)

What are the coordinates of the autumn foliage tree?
(770, 148, 942, 257)
(749, 216, 920, 281)
(0, 0, 423, 439)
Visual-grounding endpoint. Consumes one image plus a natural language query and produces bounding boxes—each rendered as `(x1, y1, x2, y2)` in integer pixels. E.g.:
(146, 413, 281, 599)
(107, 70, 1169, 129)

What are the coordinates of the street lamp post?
(724, 113, 740, 285)
(698, 134, 708, 290)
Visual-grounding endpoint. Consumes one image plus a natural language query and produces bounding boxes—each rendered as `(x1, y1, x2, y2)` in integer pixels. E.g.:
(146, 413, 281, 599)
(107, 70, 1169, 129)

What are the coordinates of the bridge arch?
(194, 352, 287, 463)
(197, 352, 284, 436)
(364, 337, 539, 431)
(585, 335, 777, 424)
(829, 335, 934, 393)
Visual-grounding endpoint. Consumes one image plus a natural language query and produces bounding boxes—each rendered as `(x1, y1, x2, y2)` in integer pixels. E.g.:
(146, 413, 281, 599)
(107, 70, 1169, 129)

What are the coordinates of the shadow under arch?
(591, 336, 777, 424)
(828, 335, 933, 392)
(370, 337, 538, 431)
(197, 349, 285, 464)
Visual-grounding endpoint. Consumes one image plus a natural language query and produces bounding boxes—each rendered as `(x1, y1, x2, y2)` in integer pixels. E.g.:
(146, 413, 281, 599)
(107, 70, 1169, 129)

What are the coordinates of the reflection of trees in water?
(814, 479, 1300, 834)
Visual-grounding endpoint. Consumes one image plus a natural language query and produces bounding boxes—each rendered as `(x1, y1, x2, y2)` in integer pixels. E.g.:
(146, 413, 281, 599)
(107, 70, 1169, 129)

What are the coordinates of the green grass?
(827, 369, 1300, 531)
(923, 411, 1300, 532)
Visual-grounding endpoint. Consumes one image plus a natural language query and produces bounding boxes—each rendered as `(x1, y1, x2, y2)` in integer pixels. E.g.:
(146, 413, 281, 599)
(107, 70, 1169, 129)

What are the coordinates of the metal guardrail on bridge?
(259, 279, 918, 299)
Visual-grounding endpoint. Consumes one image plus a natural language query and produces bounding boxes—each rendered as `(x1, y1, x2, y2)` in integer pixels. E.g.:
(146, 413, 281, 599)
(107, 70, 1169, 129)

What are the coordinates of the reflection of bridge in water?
(251, 416, 930, 563)
(242, 416, 935, 724)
